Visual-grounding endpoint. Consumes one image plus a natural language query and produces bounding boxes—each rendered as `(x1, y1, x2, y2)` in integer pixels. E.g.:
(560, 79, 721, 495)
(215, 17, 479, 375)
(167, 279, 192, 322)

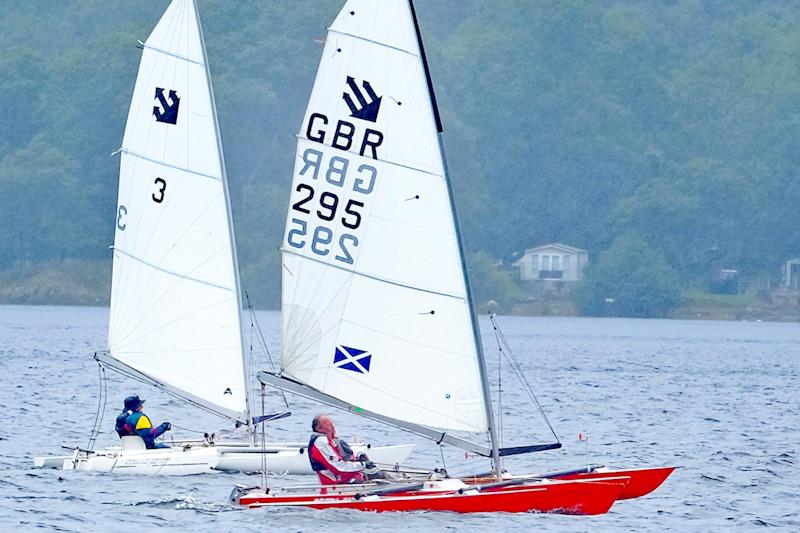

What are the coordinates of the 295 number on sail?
(287, 218, 358, 264)
(288, 184, 363, 264)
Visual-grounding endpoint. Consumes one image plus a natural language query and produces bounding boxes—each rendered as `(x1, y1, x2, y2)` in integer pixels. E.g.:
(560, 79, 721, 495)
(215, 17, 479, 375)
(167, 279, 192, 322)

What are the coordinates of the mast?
(408, 0, 503, 479)
(192, 0, 253, 438)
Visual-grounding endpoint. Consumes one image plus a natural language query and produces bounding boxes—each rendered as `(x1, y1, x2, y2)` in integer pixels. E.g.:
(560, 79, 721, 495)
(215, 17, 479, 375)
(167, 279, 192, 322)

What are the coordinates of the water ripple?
(2, 307, 799, 531)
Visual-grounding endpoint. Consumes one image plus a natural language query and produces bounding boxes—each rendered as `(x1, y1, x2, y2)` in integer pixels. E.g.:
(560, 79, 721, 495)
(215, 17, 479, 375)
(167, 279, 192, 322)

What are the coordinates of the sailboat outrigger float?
(32, 0, 412, 476)
(230, 0, 673, 514)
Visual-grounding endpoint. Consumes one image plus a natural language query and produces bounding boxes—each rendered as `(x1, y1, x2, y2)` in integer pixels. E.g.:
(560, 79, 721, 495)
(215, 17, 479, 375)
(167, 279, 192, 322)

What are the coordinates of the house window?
(541, 255, 551, 270)
(563, 255, 571, 270)
(552, 255, 561, 270)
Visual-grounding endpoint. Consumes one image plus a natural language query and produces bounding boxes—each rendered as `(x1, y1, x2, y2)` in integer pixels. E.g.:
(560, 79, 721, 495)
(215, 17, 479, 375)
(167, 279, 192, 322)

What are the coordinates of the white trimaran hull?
(34, 442, 413, 476)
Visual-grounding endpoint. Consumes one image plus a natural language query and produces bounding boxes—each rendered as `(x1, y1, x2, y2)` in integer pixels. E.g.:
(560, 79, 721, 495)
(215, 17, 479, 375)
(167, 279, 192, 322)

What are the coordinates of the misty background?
(1, 0, 798, 315)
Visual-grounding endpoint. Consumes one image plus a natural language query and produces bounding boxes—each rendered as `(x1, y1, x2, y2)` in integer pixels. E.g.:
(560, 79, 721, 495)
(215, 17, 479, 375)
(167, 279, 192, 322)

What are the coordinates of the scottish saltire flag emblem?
(333, 345, 372, 374)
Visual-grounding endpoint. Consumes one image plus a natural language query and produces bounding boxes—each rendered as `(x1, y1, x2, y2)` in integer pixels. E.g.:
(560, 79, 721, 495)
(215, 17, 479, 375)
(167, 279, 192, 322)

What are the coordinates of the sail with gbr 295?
(280, 1, 488, 434)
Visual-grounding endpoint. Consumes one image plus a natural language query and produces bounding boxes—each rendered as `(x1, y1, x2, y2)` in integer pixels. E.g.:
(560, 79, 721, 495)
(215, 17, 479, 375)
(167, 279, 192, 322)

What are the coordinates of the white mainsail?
(107, 0, 248, 421)
(281, 0, 488, 434)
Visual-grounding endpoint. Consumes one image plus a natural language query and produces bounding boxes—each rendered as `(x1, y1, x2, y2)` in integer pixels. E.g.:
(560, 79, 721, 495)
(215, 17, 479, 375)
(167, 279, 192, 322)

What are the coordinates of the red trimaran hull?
(238, 477, 627, 515)
(236, 467, 673, 514)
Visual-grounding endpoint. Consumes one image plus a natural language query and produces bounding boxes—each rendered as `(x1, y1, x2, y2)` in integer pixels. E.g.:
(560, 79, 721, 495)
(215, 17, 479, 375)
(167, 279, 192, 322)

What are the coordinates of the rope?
(489, 314, 560, 444)
(86, 363, 108, 452)
(248, 289, 256, 434)
(260, 382, 269, 490)
(244, 288, 290, 409)
(169, 423, 209, 435)
(494, 321, 504, 448)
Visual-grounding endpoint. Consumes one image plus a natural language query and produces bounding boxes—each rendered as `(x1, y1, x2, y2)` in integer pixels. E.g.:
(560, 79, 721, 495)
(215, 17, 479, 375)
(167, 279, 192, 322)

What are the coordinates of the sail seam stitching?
(120, 149, 221, 181)
(113, 247, 234, 293)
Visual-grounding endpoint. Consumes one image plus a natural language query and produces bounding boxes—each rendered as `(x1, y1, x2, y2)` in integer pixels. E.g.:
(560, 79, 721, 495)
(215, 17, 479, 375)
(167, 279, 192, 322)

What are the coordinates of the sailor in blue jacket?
(115, 396, 139, 437)
(117, 395, 172, 449)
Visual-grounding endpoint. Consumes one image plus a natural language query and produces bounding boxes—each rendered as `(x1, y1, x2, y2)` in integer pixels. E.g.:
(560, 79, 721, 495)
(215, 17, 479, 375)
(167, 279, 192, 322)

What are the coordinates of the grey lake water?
(1, 304, 798, 531)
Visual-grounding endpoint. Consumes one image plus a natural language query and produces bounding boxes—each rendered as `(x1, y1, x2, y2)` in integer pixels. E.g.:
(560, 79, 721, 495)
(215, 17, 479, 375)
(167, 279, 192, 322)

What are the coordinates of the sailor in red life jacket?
(308, 414, 377, 485)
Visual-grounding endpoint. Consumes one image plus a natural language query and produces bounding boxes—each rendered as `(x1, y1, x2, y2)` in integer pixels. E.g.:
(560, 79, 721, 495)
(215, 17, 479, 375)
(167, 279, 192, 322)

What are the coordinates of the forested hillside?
(1, 0, 799, 311)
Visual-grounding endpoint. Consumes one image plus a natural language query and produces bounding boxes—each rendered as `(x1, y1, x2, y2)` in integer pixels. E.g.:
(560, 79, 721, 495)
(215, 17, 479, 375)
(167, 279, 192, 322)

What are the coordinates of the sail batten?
(327, 29, 420, 56)
(113, 247, 234, 293)
(108, 0, 247, 420)
(282, 248, 466, 301)
(120, 149, 221, 181)
(138, 43, 204, 66)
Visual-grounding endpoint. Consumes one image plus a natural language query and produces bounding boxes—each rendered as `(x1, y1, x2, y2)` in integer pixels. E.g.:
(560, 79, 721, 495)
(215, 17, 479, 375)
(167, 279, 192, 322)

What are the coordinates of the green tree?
(611, 158, 762, 281)
(3, 0, 800, 306)
(467, 251, 521, 313)
(0, 137, 95, 266)
(576, 234, 682, 317)
(0, 47, 44, 158)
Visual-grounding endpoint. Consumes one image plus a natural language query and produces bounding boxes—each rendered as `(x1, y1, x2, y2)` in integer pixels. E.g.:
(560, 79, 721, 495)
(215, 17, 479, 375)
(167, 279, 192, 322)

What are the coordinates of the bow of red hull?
(554, 466, 675, 500)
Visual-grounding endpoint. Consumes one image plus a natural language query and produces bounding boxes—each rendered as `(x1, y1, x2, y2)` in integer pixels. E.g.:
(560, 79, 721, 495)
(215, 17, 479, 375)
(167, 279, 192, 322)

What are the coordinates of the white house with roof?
(785, 258, 800, 290)
(513, 243, 588, 281)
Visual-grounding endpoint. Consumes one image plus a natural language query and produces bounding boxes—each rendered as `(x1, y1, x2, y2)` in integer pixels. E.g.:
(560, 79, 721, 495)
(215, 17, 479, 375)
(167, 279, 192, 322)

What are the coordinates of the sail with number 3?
(277, 0, 494, 449)
(34, 0, 418, 477)
(103, 0, 250, 424)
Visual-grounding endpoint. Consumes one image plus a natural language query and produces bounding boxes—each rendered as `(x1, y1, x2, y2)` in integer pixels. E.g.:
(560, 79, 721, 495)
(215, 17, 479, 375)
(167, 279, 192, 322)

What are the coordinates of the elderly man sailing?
(308, 414, 383, 485)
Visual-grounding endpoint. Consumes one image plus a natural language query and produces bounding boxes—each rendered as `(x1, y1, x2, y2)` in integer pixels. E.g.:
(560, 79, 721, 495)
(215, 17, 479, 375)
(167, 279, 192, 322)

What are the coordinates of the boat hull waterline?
(234, 477, 631, 515)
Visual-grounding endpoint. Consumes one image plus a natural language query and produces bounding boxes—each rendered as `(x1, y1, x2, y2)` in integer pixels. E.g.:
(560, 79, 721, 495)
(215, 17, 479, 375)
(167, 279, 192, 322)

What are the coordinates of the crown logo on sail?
(333, 345, 372, 374)
(153, 87, 180, 125)
(343, 76, 382, 122)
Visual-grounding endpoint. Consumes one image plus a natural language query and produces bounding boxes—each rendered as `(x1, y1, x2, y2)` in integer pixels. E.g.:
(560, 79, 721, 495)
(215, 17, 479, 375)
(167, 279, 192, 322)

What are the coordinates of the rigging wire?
(489, 314, 560, 444)
(247, 291, 256, 438)
(86, 362, 109, 452)
(260, 382, 269, 490)
(169, 423, 210, 435)
(495, 327, 504, 448)
(243, 288, 289, 409)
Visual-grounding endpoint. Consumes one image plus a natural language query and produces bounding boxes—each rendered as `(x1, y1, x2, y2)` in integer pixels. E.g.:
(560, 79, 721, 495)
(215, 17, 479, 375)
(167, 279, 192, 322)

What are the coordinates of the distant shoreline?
(3, 261, 798, 322)
(2, 300, 796, 324)
(502, 289, 800, 322)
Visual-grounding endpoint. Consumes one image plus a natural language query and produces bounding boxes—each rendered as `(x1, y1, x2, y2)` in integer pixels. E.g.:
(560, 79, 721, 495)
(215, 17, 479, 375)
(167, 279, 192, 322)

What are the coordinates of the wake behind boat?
(32, 0, 412, 476)
(231, 0, 673, 514)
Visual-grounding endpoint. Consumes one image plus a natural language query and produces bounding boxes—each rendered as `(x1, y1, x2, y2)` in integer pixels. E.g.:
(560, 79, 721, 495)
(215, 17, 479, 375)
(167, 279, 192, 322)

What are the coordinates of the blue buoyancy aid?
(115, 410, 135, 437)
(125, 411, 167, 449)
